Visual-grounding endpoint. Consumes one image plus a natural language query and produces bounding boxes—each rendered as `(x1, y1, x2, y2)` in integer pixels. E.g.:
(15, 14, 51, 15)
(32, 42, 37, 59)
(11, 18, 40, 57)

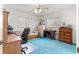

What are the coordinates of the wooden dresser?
(3, 34, 22, 54)
(77, 47, 79, 53)
(3, 9, 22, 54)
(59, 27, 72, 44)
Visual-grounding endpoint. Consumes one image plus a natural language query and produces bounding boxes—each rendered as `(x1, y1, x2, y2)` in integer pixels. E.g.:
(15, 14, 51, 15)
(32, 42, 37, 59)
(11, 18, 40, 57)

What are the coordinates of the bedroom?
(2, 4, 76, 54)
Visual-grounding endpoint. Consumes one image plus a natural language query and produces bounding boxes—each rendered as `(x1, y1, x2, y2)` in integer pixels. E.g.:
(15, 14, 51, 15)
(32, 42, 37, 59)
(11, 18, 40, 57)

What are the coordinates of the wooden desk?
(3, 10, 22, 54)
(44, 30, 56, 39)
(3, 34, 22, 54)
(15, 31, 38, 40)
(28, 33, 38, 40)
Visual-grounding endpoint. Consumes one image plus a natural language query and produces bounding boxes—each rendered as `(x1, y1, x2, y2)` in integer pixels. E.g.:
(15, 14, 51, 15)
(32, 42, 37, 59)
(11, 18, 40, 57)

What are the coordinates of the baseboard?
(72, 43, 76, 45)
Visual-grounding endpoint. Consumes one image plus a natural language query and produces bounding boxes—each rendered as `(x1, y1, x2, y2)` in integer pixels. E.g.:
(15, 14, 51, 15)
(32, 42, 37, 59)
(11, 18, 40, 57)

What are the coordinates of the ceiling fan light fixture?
(34, 8, 42, 13)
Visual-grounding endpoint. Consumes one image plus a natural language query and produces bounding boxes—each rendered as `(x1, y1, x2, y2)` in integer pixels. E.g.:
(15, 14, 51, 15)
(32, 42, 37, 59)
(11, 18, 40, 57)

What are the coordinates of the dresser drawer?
(65, 39, 72, 44)
(65, 33, 71, 36)
(59, 27, 72, 44)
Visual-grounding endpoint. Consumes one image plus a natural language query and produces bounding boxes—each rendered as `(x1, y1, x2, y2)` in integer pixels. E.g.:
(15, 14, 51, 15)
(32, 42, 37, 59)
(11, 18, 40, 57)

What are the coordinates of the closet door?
(38, 25, 43, 37)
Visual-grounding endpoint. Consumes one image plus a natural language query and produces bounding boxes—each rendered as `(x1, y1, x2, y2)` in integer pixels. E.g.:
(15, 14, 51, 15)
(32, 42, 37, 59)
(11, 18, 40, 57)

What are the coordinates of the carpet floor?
(27, 38, 76, 54)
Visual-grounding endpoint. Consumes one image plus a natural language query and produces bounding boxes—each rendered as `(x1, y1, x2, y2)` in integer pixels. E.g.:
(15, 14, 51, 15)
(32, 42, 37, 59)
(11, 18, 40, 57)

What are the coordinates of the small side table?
(50, 31, 56, 39)
(44, 30, 56, 39)
(43, 31, 50, 38)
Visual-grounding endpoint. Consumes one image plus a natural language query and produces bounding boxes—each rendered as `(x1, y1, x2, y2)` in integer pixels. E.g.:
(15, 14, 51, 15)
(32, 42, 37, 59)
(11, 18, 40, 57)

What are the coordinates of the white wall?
(43, 6, 76, 44)
(4, 8, 40, 34)
(0, 5, 2, 41)
(77, 5, 79, 47)
(4, 5, 76, 44)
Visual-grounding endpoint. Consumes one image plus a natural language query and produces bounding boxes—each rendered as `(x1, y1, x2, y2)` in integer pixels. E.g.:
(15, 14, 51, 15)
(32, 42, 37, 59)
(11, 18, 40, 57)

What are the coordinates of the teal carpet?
(27, 38, 76, 54)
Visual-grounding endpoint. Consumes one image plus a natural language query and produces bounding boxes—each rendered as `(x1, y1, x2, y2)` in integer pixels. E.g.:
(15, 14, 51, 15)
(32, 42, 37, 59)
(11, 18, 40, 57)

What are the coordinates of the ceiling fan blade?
(42, 7, 48, 9)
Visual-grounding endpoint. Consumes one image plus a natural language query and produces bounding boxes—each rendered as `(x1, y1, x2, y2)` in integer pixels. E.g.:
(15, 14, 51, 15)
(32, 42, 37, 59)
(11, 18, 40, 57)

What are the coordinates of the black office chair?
(21, 28, 30, 54)
(8, 25, 30, 54)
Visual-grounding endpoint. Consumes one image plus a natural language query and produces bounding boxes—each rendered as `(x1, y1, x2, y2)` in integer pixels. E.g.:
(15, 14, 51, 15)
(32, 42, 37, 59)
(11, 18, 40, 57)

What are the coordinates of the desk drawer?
(3, 41, 21, 54)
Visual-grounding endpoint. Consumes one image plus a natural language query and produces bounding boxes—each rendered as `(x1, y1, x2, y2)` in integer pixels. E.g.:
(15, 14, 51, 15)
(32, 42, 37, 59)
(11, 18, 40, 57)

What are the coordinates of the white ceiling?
(4, 4, 75, 16)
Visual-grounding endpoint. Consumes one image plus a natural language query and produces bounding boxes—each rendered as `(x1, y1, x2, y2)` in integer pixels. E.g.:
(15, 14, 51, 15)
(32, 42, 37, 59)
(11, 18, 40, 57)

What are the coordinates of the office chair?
(8, 25, 30, 54)
(11, 27, 30, 54)
(21, 28, 30, 54)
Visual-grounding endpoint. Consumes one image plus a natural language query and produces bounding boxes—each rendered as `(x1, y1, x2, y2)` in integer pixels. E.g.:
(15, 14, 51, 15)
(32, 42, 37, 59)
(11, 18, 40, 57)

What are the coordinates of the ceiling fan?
(34, 4, 48, 14)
